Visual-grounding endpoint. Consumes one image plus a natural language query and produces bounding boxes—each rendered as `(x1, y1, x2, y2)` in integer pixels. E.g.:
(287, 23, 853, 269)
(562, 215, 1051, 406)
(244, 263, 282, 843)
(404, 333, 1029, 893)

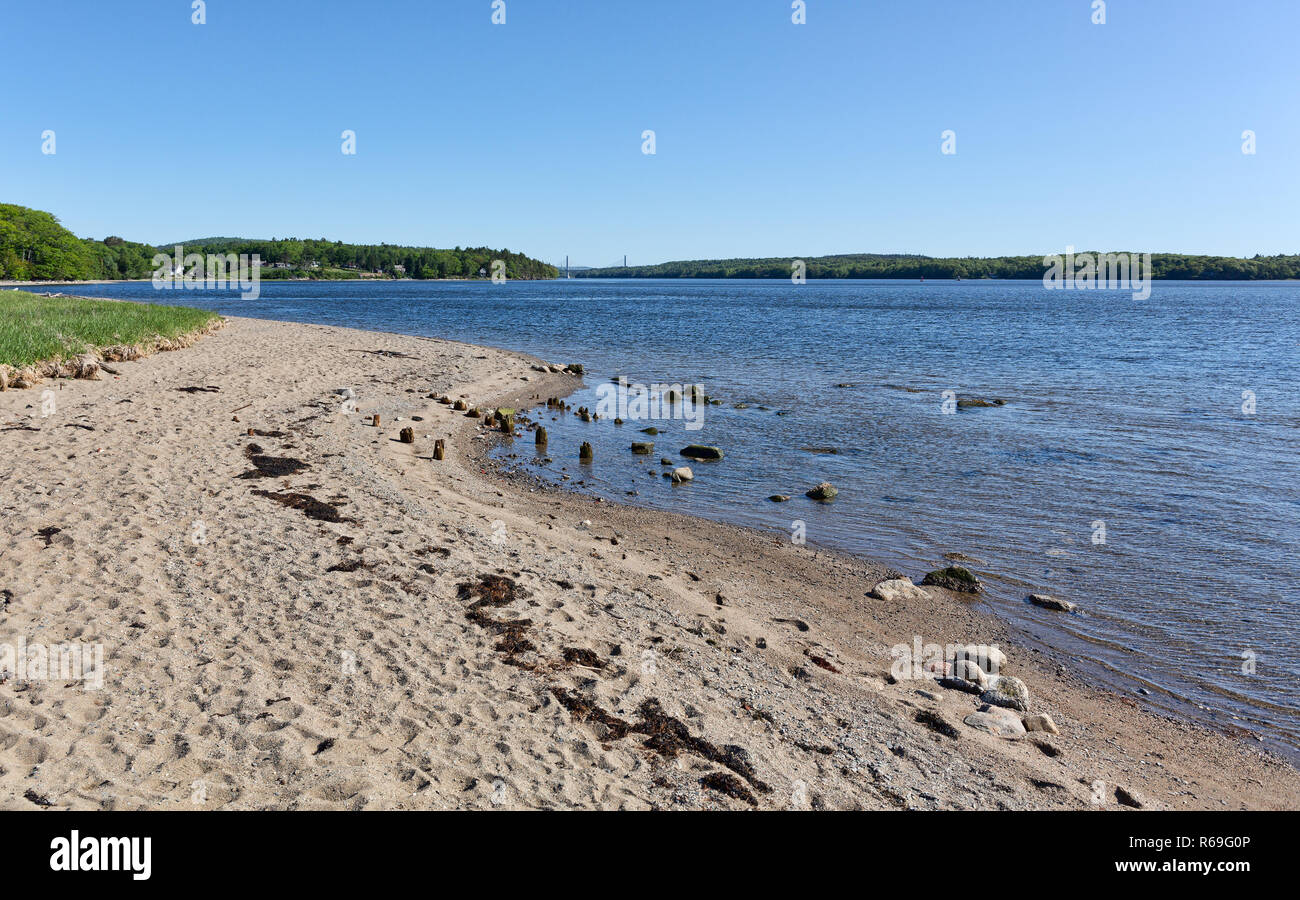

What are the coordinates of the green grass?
(0, 291, 220, 369)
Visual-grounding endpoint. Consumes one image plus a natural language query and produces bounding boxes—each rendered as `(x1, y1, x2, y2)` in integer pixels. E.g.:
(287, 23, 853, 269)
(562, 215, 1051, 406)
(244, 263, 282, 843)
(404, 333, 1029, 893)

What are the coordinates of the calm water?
(61, 279, 1300, 756)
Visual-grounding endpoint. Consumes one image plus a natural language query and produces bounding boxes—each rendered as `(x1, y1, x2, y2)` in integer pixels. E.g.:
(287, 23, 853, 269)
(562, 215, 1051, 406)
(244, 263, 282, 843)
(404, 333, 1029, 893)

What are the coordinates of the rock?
(869, 578, 928, 603)
(333, 387, 356, 399)
(433, 439, 445, 460)
(399, 427, 415, 444)
(981, 675, 1030, 711)
(953, 644, 1007, 673)
(680, 445, 724, 461)
(453, 399, 468, 411)
(566, 363, 584, 375)
(663, 389, 682, 403)
(1022, 713, 1059, 734)
(956, 397, 1007, 408)
(963, 706, 1026, 737)
(939, 676, 984, 695)
(941, 658, 991, 693)
(535, 427, 548, 446)
(805, 482, 838, 501)
(920, 565, 981, 593)
(640, 427, 659, 435)
(1114, 786, 1145, 809)
(1028, 593, 1076, 612)
(630, 442, 654, 455)
(671, 467, 693, 483)
(768, 495, 790, 502)
(579, 442, 593, 461)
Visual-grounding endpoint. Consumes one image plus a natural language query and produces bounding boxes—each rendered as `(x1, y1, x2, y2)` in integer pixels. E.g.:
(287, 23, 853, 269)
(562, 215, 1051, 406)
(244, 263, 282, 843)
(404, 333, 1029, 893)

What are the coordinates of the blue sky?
(1, 0, 1295, 265)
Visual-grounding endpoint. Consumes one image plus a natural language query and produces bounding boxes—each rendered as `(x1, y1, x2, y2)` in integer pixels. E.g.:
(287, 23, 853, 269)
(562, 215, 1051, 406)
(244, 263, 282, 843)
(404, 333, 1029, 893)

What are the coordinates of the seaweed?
(561, 647, 605, 669)
(459, 575, 536, 666)
(252, 490, 352, 523)
(700, 772, 758, 807)
(326, 560, 372, 573)
(550, 689, 771, 795)
(239, 443, 309, 479)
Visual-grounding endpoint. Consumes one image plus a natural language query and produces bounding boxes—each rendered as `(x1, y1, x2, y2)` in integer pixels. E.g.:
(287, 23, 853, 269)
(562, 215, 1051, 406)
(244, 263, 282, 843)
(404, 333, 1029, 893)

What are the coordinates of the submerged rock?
(630, 442, 654, 455)
(1028, 593, 1076, 612)
(768, 494, 791, 502)
(805, 482, 838, 501)
(956, 397, 1007, 409)
(680, 445, 724, 461)
(579, 442, 593, 461)
(920, 565, 981, 593)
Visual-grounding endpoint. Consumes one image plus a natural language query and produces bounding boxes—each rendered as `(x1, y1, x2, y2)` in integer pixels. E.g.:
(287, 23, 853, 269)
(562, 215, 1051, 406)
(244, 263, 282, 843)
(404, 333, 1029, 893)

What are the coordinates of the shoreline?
(2, 314, 1296, 809)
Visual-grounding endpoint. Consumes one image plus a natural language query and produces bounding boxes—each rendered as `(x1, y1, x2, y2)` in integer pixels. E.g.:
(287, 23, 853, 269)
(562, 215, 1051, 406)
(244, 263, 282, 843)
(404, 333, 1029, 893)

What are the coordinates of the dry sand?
(2, 315, 1297, 810)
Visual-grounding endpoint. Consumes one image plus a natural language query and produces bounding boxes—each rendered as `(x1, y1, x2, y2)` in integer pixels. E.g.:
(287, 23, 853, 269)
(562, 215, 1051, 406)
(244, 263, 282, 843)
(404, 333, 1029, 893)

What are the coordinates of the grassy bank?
(0, 290, 220, 370)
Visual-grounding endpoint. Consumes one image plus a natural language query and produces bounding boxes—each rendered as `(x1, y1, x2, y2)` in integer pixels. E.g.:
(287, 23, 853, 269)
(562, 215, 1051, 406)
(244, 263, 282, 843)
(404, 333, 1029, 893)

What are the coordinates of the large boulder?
(981, 675, 1030, 712)
(920, 566, 981, 593)
(869, 579, 929, 603)
(963, 706, 1026, 737)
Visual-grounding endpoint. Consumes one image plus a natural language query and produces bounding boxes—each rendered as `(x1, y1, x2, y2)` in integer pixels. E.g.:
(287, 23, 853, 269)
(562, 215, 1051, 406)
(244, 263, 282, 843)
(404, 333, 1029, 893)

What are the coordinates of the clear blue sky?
(1, 0, 1295, 265)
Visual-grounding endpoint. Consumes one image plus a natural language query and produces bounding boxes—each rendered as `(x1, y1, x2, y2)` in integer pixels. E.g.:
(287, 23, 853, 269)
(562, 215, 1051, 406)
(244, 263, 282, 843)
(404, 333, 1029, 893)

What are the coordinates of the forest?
(0, 204, 557, 281)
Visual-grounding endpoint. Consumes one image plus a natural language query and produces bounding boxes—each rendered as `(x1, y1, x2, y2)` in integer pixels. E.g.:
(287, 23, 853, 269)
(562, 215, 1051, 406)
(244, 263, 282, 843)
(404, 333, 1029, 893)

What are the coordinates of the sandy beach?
(2, 315, 1297, 810)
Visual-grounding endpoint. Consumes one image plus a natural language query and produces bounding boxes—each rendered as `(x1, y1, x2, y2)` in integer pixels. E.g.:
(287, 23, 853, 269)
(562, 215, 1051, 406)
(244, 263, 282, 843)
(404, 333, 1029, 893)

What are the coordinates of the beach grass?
(0, 291, 220, 369)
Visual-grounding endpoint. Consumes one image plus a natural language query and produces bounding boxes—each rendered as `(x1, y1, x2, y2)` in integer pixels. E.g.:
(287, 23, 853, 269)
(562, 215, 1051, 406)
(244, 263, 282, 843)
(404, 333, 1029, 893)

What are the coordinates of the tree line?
(575, 252, 1300, 281)
(0, 204, 557, 281)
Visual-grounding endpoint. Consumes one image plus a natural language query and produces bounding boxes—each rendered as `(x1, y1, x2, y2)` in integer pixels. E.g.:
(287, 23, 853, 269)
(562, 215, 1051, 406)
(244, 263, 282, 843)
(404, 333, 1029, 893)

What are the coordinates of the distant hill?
(575, 251, 1300, 280)
(0, 205, 558, 281)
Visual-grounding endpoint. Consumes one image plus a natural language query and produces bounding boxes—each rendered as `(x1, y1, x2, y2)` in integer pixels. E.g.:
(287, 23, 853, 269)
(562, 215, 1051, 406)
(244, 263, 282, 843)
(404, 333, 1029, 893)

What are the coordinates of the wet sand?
(1, 315, 1296, 809)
